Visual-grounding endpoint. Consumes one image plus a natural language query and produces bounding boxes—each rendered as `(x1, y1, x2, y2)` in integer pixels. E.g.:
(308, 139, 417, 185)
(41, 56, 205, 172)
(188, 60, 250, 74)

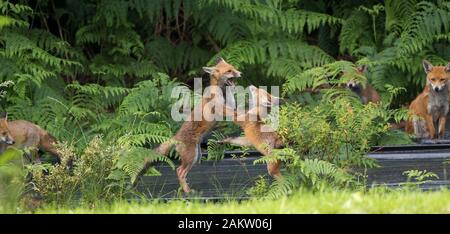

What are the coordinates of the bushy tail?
(39, 132, 62, 161)
(135, 139, 176, 185)
(154, 140, 175, 155)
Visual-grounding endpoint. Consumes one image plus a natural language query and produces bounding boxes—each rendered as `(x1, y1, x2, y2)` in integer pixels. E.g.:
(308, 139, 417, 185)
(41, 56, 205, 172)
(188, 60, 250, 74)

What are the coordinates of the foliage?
(27, 136, 173, 206)
(0, 148, 25, 213)
(276, 99, 404, 168)
(33, 189, 450, 214)
(401, 169, 439, 189)
(248, 91, 411, 197)
(255, 149, 353, 198)
(0, 0, 449, 205)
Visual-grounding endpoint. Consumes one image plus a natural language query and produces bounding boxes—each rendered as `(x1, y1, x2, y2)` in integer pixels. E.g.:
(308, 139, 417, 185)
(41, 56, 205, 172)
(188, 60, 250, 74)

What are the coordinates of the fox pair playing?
(138, 58, 283, 193)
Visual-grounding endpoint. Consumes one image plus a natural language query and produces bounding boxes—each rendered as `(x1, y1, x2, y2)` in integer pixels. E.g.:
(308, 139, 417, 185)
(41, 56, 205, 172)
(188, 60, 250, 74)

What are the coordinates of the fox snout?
(1, 135, 15, 145)
(346, 81, 358, 89)
(430, 83, 446, 92)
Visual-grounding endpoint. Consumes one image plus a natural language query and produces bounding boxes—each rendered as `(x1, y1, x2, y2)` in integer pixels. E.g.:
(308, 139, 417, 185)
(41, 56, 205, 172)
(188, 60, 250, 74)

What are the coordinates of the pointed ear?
(261, 99, 273, 107)
(356, 65, 367, 73)
(215, 57, 225, 65)
(202, 67, 216, 74)
(248, 85, 257, 99)
(270, 95, 282, 105)
(446, 62, 450, 73)
(423, 60, 433, 74)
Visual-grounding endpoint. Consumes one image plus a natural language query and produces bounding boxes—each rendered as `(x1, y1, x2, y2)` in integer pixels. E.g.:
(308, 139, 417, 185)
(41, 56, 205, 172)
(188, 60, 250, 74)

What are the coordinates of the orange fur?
(0, 115, 60, 162)
(220, 86, 284, 179)
(138, 58, 241, 193)
(405, 61, 450, 139)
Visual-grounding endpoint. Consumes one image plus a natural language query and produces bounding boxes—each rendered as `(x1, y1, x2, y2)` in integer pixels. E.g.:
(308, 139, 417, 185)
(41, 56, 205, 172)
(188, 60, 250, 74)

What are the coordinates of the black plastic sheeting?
(136, 146, 450, 199)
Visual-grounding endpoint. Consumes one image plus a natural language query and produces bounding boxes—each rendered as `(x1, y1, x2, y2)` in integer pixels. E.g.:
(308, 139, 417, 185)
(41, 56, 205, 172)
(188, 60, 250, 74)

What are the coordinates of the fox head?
(0, 112, 15, 145)
(247, 85, 283, 119)
(423, 60, 450, 92)
(346, 66, 366, 90)
(203, 57, 241, 87)
(249, 85, 282, 108)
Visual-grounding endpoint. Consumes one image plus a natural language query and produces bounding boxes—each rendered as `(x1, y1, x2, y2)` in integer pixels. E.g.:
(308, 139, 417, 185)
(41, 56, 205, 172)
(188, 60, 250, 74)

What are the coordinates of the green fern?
(112, 146, 175, 184)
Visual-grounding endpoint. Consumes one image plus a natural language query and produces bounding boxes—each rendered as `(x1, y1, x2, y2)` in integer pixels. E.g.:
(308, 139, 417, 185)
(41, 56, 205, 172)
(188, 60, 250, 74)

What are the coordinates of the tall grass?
(34, 189, 450, 214)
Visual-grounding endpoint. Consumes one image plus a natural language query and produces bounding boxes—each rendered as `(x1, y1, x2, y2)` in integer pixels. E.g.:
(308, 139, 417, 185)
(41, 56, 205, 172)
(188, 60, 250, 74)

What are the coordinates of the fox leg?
(176, 144, 197, 193)
(25, 149, 40, 164)
(438, 116, 447, 139)
(218, 137, 253, 147)
(40, 141, 61, 161)
(263, 143, 282, 180)
(267, 161, 282, 180)
(425, 115, 436, 138)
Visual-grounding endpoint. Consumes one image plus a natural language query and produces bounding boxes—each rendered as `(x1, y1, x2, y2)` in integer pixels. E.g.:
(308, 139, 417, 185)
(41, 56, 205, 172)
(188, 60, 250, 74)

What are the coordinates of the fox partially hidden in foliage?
(138, 58, 241, 193)
(0, 113, 61, 162)
(405, 60, 450, 139)
(219, 85, 284, 179)
(346, 66, 381, 104)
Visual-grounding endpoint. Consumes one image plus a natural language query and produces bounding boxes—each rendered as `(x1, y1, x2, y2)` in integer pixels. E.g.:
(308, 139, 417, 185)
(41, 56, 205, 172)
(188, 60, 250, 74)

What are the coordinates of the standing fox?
(0, 113, 61, 162)
(138, 58, 241, 193)
(219, 85, 284, 179)
(346, 66, 381, 104)
(405, 60, 450, 139)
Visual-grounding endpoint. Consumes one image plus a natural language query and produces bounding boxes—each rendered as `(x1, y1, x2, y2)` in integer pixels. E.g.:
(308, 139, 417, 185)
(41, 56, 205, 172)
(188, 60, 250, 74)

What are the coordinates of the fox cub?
(138, 58, 241, 193)
(346, 66, 380, 104)
(405, 60, 450, 139)
(219, 85, 284, 179)
(0, 113, 61, 162)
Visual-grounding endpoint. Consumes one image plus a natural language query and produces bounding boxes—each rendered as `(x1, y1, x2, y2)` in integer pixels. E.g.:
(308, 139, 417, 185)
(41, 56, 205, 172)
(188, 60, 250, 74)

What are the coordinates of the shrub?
(251, 89, 410, 197)
(0, 148, 26, 213)
(27, 136, 172, 207)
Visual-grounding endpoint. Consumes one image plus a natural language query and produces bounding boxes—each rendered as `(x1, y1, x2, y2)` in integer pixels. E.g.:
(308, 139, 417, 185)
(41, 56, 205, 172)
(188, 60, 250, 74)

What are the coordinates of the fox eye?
(227, 70, 232, 73)
(441, 79, 446, 82)
(431, 78, 436, 81)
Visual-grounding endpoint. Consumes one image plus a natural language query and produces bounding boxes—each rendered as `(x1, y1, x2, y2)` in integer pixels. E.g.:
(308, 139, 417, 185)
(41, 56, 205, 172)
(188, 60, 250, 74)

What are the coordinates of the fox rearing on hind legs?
(218, 85, 284, 179)
(138, 58, 241, 193)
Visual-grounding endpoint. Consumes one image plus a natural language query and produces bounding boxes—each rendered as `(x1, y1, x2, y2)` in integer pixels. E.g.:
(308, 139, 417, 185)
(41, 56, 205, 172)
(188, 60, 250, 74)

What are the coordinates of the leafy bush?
(0, 148, 25, 213)
(1, 0, 448, 204)
(250, 84, 410, 197)
(27, 136, 173, 206)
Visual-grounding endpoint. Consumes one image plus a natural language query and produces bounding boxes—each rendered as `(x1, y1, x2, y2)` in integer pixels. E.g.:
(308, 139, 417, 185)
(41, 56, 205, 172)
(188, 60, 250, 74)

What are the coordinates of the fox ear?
(446, 62, 450, 73)
(202, 66, 216, 74)
(248, 85, 256, 101)
(261, 100, 272, 107)
(264, 95, 282, 107)
(0, 112, 7, 120)
(356, 65, 367, 73)
(423, 60, 433, 74)
(215, 57, 225, 65)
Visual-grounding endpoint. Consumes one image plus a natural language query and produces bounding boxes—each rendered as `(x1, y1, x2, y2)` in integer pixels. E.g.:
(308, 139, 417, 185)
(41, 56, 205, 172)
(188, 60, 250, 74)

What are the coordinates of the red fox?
(346, 66, 381, 104)
(0, 113, 61, 162)
(138, 58, 241, 193)
(219, 85, 284, 179)
(405, 60, 450, 139)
